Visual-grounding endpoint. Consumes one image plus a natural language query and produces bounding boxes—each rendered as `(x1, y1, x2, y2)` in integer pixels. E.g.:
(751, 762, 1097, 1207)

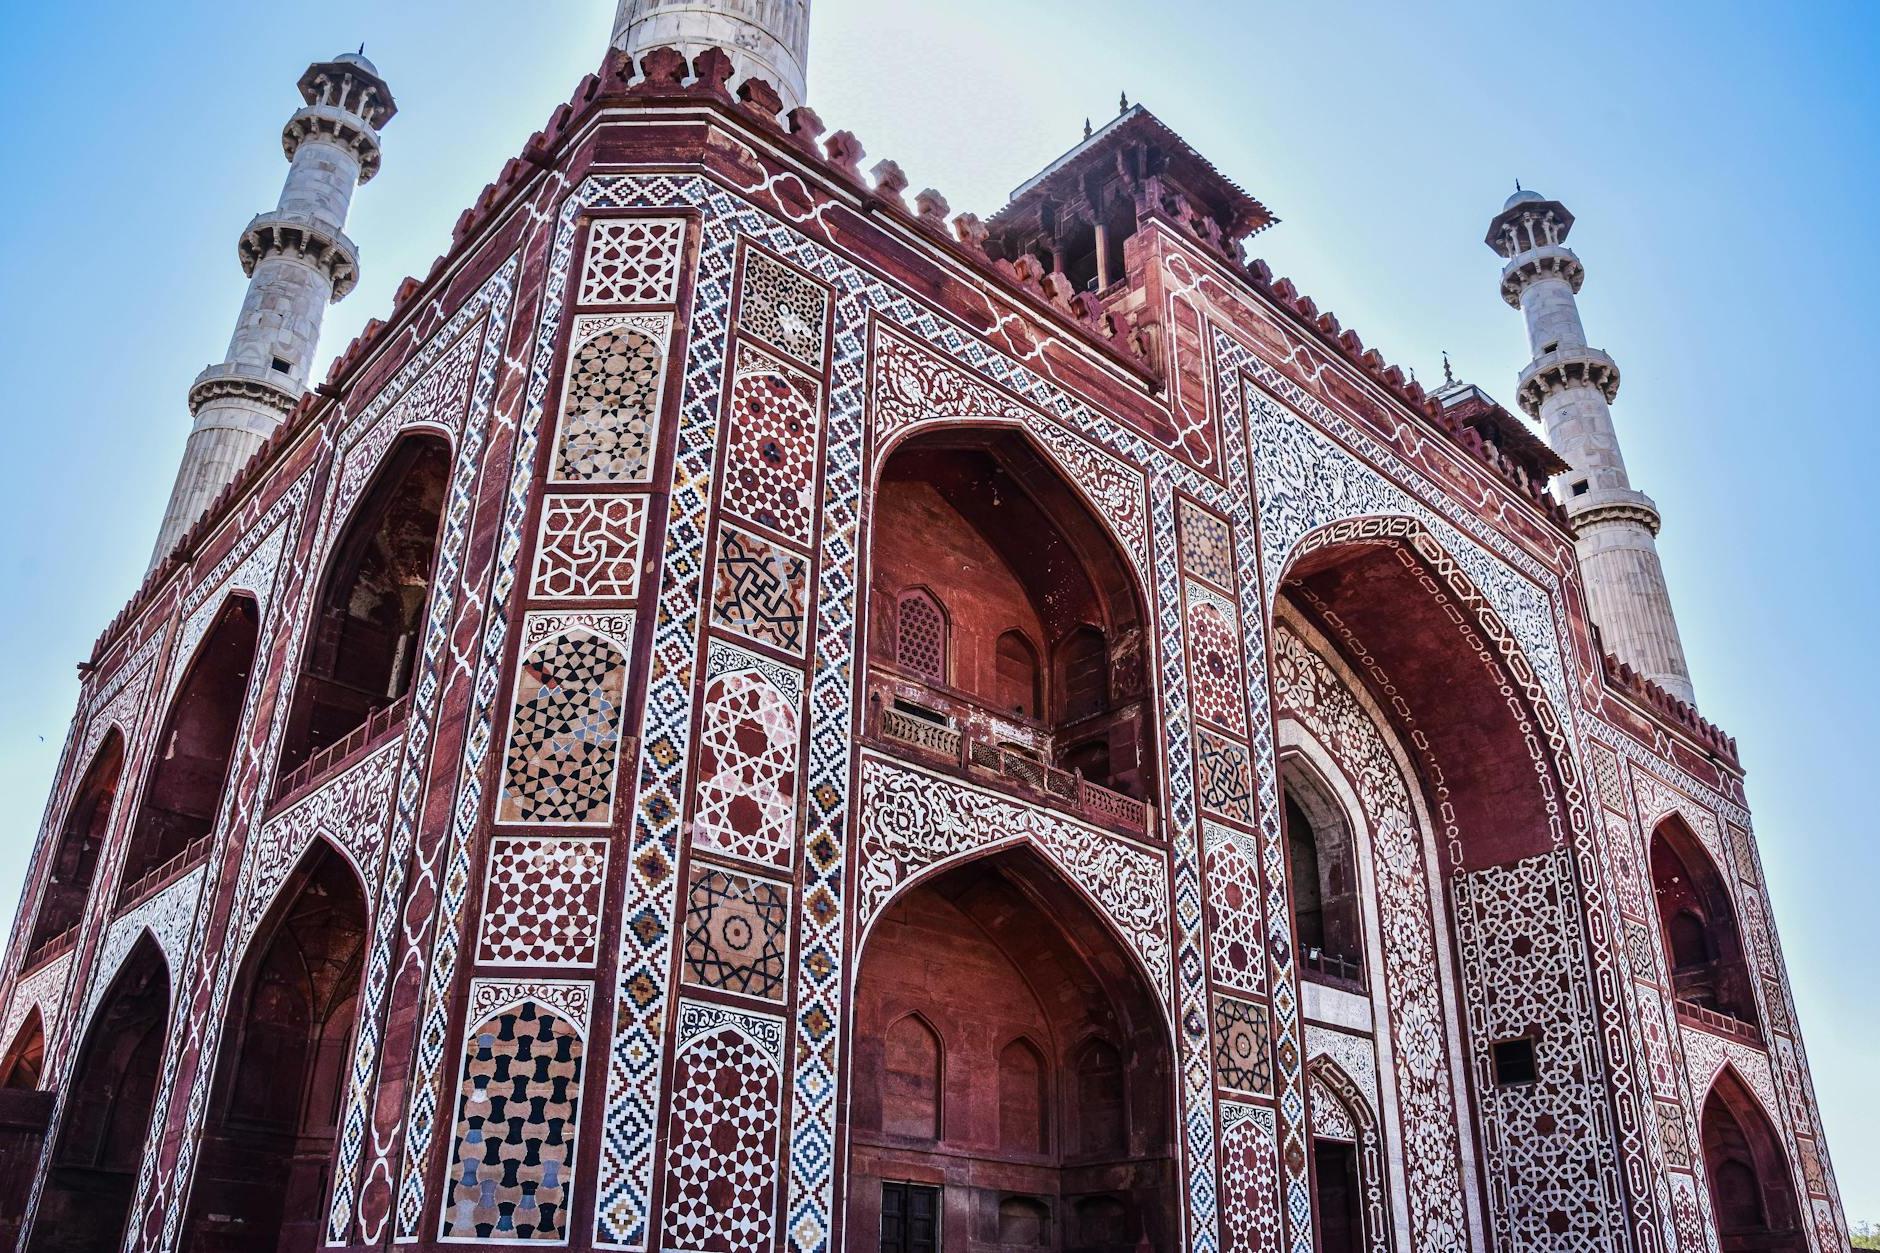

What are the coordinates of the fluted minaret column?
(1487, 189, 1695, 704)
(150, 52, 396, 564)
(613, 0, 810, 109)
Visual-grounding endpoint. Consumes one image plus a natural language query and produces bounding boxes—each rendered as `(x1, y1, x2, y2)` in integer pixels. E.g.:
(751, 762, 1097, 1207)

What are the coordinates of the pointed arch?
(997, 1035, 1048, 1154)
(118, 594, 260, 905)
(0, 1008, 45, 1091)
(29, 935, 169, 1253)
(279, 431, 451, 778)
(25, 730, 124, 963)
(849, 847, 1177, 1250)
(1701, 1065, 1803, 1251)
(1308, 1054, 1392, 1253)
(181, 839, 368, 1249)
(1652, 815, 1759, 1031)
(867, 425, 1155, 801)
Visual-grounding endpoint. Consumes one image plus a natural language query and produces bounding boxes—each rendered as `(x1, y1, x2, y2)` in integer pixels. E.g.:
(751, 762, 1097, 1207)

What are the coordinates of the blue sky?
(0, 0, 1872, 1223)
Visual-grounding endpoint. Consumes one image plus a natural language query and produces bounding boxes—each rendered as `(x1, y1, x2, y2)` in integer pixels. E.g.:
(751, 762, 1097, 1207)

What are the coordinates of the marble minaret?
(150, 52, 395, 564)
(1489, 188, 1696, 704)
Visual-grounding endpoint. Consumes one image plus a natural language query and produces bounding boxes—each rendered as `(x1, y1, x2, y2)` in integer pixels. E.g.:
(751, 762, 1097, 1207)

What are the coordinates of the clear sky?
(0, 0, 1872, 1224)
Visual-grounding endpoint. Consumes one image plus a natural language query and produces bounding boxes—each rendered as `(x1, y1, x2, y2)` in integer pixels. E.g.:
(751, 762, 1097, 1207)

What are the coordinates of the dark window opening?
(1060, 221, 1099, 294)
(1542, 341, 1559, 354)
(1571, 480, 1590, 497)
(879, 1181, 939, 1253)
(1312, 1138, 1364, 1253)
(182, 842, 369, 1252)
(270, 356, 293, 374)
(1102, 200, 1139, 290)
(892, 699, 947, 727)
(1491, 1037, 1537, 1086)
(279, 435, 450, 780)
(1282, 775, 1365, 989)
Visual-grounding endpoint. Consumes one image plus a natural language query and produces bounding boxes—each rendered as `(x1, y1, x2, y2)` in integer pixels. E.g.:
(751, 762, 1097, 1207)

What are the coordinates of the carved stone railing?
(271, 693, 411, 805)
(1674, 998, 1762, 1047)
(19, 925, 79, 975)
(116, 833, 213, 912)
(871, 691, 1154, 838)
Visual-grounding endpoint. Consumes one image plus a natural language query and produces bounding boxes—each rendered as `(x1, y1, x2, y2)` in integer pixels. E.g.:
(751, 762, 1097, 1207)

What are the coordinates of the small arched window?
(0, 1008, 45, 1090)
(883, 1013, 942, 1141)
(994, 630, 1042, 720)
(1701, 1070, 1803, 1250)
(895, 589, 948, 684)
(1281, 767, 1365, 989)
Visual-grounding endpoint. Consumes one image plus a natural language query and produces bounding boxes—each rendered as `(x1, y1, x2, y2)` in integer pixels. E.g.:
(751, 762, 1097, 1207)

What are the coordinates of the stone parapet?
(1500, 243, 1584, 307)
(237, 211, 360, 298)
(1517, 343, 1620, 416)
(282, 104, 385, 181)
(186, 360, 302, 421)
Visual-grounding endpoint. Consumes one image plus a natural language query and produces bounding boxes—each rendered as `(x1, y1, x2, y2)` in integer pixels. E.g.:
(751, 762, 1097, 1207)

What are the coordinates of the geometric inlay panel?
(681, 863, 790, 1002)
(1179, 497, 1235, 590)
(477, 836, 609, 968)
(1185, 581, 1247, 734)
(736, 246, 828, 366)
(663, 1001, 786, 1253)
(497, 618, 632, 826)
(1196, 727, 1255, 824)
(691, 640, 803, 869)
(720, 344, 822, 547)
(441, 991, 588, 1241)
(552, 313, 672, 485)
(710, 522, 809, 656)
(579, 217, 685, 307)
(529, 494, 648, 600)
(1213, 992, 1274, 1097)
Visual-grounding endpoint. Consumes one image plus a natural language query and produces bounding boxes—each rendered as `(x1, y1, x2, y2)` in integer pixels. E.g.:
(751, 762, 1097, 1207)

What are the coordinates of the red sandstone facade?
(0, 38, 1848, 1253)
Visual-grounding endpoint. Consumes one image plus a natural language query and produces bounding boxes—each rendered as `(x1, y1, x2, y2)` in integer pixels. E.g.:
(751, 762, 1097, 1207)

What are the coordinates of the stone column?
(613, 0, 811, 109)
(1488, 190, 1696, 704)
(150, 53, 396, 564)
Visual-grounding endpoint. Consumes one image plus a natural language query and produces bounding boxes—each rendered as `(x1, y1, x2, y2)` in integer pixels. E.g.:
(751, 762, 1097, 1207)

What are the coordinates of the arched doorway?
(119, 597, 260, 904)
(25, 731, 124, 963)
(1701, 1069, 1803, 1252)
(867, 428, 1154, 805)
(848, 849, 1177, 1252)
(1280, 760, 1364, 991)
(278, 433, 450, 778)
(29, 936, 171, 1253)
(1651, 819, 1759, 1031)
(181, 841, 368, 1252)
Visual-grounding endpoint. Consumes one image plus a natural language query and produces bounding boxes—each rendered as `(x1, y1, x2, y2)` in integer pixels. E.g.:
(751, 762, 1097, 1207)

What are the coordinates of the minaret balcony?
(1500, 243, 1584, 307)
(1517, 344, 1620, 417)
(1565, 485, 1663, 536)
(282, 104, 385, 181)
(238, 211, 360, 299)
(187, 360, 303, 420)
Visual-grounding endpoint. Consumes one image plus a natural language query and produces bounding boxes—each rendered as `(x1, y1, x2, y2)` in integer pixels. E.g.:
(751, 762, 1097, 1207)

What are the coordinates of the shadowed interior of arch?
(181, 840, 369, 1252)
(1701, 1067, 1803, 1252)
(1651, 816, 1760, 1031)
(24, 730, 123, 962)
(848, 847, 1176, 1253)
(117, 596, 261, 905)
(278, 433, 450, 781)
(29, 935, 170, 1253)
(866, 426, 1154, 806)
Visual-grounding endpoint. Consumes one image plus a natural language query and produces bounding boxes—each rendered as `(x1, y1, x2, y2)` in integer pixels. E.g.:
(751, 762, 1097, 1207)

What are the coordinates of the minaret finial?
(1083, 117, 1092, 140)
(1119, 91, 1130, 114)
(1441, 351, 1455, 387)
(1515, 178, 1522, 192)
